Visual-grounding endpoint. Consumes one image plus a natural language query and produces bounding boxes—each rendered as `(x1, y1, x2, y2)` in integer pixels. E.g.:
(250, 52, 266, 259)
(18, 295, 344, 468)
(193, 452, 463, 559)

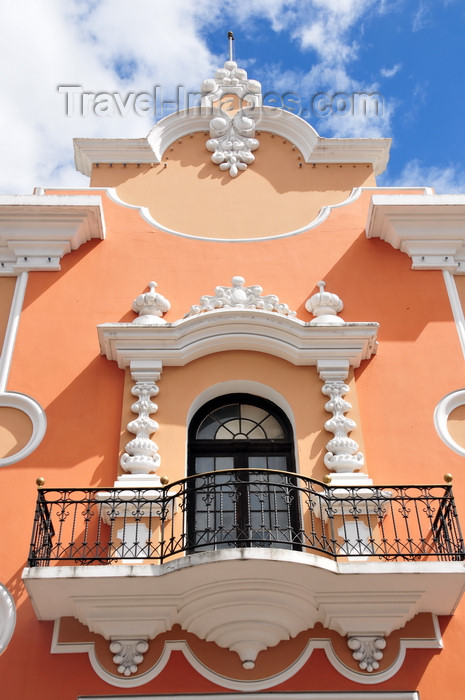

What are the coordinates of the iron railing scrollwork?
(27, 469, 465, 566)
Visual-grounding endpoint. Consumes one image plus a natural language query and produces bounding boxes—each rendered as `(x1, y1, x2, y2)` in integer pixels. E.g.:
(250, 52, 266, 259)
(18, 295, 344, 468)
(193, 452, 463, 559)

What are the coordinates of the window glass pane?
(195, 457, 215, 473)
(216, 422, 239, 439)
(216, 457, 234, 470)
(245, 425, 265, 439)
(240, 405, 268, 422)
(268, 455, 287, 469)
(240, 419, 265, 438)
(260, 414, 285, 438)
(195, 456, 234, 473)
(196, 404, 240, 438)
(248, 455, 267, 469)
(196, 416, 218, 439)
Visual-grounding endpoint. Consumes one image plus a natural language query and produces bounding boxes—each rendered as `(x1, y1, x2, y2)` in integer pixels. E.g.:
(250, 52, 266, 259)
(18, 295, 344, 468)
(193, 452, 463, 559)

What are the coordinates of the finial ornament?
(306, 281, 344, 325)
(132, 281, 170, 325)
(201, 53, 262, 177)
(228, 31, 235, 61)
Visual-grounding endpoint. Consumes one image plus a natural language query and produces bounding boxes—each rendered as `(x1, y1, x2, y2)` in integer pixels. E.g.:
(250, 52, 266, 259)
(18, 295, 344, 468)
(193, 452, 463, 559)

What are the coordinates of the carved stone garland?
(186, 275, 296, 317)
(201, 60, 262, 177)
(120, 379, 161, 478)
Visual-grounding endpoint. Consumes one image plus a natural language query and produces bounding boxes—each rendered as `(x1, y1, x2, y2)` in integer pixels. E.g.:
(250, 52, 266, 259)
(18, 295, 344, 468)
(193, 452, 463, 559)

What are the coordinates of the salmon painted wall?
(1, 155, 465, 698)
(89, 132, 377, 239)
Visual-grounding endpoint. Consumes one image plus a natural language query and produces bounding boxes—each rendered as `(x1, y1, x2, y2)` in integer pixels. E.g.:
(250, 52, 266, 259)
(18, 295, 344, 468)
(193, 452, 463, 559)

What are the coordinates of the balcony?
(23, 470, 465, 671)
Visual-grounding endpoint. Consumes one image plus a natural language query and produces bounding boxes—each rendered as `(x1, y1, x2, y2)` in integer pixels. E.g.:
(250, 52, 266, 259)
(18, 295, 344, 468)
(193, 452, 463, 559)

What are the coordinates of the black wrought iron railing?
(27, 469, 465, 566)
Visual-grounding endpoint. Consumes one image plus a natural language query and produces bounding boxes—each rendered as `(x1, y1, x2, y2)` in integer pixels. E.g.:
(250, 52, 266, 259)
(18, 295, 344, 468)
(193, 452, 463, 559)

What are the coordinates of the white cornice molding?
(97, 310, 379, 374)
(74, 138, 157, 176)
(366, 194, 465, 271)
(74, 107, 391, 177)
(0, 194, 105, 275)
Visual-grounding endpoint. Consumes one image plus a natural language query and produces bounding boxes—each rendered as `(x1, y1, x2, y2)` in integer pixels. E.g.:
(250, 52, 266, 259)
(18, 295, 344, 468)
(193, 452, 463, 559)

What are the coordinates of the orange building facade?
(2, 58, 465, 700)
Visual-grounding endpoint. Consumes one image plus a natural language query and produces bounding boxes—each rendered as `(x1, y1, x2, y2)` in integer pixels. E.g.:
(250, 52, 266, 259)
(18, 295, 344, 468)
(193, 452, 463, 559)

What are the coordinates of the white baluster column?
(116, 360, 163, 488)
(317, 360, 371, 486)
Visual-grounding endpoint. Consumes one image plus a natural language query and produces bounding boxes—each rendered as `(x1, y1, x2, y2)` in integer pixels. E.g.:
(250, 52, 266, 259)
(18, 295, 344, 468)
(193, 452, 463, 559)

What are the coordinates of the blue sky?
(1, 0, 464, 193)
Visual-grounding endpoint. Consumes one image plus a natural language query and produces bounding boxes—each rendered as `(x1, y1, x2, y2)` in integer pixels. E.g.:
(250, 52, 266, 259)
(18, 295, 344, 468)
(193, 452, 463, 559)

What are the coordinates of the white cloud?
(412, 1, 432, 31)
(0, 0, 401, 193)
(380, 160, 465, 194)
(0, 0, 219, 193)
(380, 63, 402, 78)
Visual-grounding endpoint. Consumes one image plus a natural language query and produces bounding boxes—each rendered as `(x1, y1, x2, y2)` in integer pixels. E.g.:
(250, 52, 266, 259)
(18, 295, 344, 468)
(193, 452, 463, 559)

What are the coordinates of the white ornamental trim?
(132, 281, 170, 325)
(206, 112, 259, 177)
(98, 313, 378, 371)
(366, 194, 465, 272)
(201, 60, 261, 177)
(434, 388, 465, 458)
(43, 553, 446, 692)
(110, 639, 149, 676)
(0, 584, 16, 655)
(120, 378, 161, 477)
(322, 381, 364, 473)
(306, 281, 344, 326)
(74, 109, 390, 177)
(0, 194, 105, 274)
(79, 694, 419, 700)
(185, 276, 296, 317)
(0, 272, 47, 467)
(347, 635, 386, 672)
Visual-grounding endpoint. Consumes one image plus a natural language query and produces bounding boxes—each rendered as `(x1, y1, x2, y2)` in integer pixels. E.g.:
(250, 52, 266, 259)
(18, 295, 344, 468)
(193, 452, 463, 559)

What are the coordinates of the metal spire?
(228, 31, 235, 61)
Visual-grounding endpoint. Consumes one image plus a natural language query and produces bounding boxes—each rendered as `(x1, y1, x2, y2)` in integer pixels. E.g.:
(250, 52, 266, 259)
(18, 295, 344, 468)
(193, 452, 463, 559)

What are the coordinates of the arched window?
(187, 393, 300, 551)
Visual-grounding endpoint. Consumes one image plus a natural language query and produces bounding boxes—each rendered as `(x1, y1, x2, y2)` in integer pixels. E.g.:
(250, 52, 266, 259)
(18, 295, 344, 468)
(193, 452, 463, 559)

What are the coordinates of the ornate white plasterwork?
(74, 111, 390, 178)
(0, 194, 105, 275)
(110, 639, 149, 676)
(185, 275, 296, 317)
(347, 635, 386, 672)
(99, 306, 378, 370)
(200, 60, 262, 109)
(206, 112, 259, 177)
(132, 281, 170, 325)
(201, 60, 261, 177)
(322, 381, 364, 475)
(120, 377, 161, 477)
(366, 194, 465, 272)
(306, 281, 344, 326)
(37, 550, 452, 688)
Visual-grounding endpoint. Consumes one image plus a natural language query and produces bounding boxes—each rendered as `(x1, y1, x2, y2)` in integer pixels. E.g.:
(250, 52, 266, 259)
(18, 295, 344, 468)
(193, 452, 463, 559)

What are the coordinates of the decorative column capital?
(129, 359, 163, 383)
(317, 359, 349, 382)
